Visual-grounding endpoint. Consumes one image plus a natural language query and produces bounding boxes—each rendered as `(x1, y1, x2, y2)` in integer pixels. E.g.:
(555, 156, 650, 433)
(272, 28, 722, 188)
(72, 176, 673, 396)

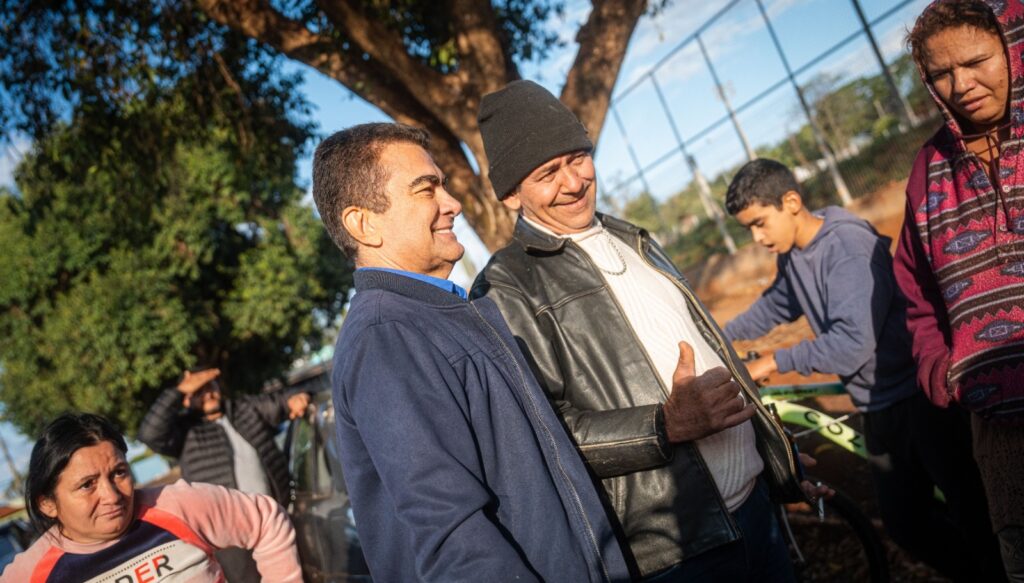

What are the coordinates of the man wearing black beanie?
(477, 80, 595, 201)
(471, 81, 825, 582)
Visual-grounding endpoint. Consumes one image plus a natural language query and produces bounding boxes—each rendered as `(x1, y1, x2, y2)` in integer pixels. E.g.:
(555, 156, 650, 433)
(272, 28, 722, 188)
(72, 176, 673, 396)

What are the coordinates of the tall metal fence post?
(850, 0, 920, 127)
(689, 155, 738, 254)
(697, 34, 757, 162)
(610, 104, 655, 201)
(755, 0, 853, 205)
(650, 76, 737, 254)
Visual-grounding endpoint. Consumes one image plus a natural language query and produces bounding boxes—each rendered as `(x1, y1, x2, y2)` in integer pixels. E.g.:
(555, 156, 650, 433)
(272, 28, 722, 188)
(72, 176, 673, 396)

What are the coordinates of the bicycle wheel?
(778, 484, 889, 583)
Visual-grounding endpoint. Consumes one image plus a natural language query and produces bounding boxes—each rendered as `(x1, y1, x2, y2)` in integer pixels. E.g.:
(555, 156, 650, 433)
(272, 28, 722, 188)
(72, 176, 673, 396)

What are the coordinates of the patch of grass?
(663, 218, 752, 272)
(802, 121, 942, 209)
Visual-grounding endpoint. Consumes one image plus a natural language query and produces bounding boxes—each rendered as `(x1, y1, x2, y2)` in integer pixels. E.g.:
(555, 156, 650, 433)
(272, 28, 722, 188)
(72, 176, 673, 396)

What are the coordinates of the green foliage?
(0, 0, 567, 135)
(663, 218, 751, 272)
(755, 125, 817, 171)
(621, 191, 665, 234)
(1, 2, 314, 144)
(750, 55, 934, 174)
(0, 114, 351, 436)
(801, 120, 942, 209)
(0, 9, 352, 436)
(891, 53, 934, 120)
(345, 0, 566, 71)
(492, 0, 566, 64)
(802, 73, 874, 149)
(871, 115, 901, 139)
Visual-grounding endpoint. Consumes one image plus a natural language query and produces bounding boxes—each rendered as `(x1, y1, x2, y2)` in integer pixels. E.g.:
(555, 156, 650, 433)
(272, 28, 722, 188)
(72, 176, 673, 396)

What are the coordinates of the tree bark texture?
(196, 0, 648, 251)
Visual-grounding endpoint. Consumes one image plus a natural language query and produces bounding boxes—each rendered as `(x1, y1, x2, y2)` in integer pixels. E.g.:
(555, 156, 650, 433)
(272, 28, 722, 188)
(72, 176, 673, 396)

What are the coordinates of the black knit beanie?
(478, 80, 594, 200)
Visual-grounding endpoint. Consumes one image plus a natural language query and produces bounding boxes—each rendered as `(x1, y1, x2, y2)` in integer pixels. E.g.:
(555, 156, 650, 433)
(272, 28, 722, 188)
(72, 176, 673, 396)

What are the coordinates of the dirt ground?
(692, 180, 952, 582)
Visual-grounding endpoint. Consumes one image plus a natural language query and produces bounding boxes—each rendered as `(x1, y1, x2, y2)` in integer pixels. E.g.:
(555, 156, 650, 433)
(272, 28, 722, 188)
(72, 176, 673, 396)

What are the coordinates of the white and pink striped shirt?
(1, 480, 301, 583)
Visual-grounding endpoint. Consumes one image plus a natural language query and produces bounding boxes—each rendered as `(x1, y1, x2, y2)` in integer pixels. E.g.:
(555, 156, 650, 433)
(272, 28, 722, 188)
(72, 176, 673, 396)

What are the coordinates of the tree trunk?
(196, 0, 649, 250)
(562, 0, 648, 143)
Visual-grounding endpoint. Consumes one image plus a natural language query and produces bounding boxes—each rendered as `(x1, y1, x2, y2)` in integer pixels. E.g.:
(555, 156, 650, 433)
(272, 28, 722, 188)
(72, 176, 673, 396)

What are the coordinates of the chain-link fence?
(596, 0, 936, 268)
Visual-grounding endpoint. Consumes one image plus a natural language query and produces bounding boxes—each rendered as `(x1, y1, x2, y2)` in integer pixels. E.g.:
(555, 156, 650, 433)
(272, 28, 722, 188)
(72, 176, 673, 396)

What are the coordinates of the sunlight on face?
(502, 151, 597, 235)
(735, 202, 798, 254)
(38, 441, 135, 544)
(923, 25, 1009, 131)
(370, 142, 464, 278)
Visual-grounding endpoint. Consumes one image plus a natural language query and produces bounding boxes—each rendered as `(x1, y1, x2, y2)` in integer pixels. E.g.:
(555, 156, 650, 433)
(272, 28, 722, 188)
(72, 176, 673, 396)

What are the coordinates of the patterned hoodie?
(895, 0, 1024, 420)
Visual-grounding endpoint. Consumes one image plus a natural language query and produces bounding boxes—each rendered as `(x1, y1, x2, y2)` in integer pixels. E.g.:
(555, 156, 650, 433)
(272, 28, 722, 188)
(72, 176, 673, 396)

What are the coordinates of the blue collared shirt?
(358, 267, 468, 300)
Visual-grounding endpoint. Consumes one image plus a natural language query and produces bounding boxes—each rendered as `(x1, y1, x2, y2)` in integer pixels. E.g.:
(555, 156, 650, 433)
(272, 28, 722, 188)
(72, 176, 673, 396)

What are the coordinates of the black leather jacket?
(471, 214, 804, 576)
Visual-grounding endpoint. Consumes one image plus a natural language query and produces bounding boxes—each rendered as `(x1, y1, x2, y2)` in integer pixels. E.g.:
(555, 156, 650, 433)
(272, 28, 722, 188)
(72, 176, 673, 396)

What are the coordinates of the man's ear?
(781, 190, 804, 215)
(502, 192, 522, 212)
(341, 206, 383, 248)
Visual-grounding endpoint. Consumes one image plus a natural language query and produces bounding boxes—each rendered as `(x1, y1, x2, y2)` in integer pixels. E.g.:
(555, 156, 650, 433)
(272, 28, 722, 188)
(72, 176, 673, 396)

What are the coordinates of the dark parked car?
(0, 519, 32, 571)
(285, 386, 372, 583)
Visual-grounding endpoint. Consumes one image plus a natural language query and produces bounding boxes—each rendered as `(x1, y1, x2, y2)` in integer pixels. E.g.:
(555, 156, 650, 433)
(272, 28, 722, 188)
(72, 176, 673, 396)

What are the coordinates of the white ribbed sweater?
(528, 217, 763, 510)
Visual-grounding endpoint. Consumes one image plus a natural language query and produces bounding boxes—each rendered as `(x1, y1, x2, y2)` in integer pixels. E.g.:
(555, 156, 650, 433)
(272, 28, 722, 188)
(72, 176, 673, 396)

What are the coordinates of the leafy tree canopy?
(2, 0, 653, 250)
(0, 10, 351, 436)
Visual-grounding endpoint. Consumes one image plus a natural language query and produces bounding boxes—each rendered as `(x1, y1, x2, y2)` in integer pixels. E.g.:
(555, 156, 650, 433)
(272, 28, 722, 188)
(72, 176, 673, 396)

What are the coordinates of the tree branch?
(196, 0, 512, 250)
(196, 1, 412, 124)
(560, 0, 647, 143)
(449, 0, 512, 96)
(313, 0, 474, 131)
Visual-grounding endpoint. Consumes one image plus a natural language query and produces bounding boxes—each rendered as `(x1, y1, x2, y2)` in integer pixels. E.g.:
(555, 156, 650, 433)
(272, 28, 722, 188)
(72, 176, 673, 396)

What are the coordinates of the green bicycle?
(761, 381, 889, 583)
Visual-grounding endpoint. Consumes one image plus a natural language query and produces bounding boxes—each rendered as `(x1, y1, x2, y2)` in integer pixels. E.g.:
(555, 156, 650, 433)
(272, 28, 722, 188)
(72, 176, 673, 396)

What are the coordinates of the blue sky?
(282, 0, 929, 284)
(0, 0, 931, 495)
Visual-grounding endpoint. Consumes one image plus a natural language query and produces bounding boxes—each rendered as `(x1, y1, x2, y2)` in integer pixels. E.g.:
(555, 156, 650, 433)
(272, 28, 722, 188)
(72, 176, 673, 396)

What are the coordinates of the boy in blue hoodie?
(723, 159, 1002, 582)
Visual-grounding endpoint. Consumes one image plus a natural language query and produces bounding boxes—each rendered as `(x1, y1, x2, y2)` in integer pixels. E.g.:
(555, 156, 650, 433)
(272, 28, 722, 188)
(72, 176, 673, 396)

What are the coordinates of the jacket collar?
(512, 212, 646, 253)
(354, 268, 467, 306)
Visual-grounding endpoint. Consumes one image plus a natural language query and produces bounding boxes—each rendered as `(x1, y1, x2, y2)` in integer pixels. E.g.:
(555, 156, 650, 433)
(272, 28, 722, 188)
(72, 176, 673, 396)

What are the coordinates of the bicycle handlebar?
(758, 382, 846, 399)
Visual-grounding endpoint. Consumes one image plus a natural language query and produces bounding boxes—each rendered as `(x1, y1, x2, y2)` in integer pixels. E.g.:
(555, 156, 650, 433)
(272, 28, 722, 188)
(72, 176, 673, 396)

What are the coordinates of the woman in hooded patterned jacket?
(900, 0, 1024, 579)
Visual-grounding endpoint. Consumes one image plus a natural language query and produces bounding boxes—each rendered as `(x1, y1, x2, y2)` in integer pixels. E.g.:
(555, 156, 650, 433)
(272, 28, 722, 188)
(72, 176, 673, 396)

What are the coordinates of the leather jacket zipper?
(566, 238, 670, 400)
(566, 238, 740, 539)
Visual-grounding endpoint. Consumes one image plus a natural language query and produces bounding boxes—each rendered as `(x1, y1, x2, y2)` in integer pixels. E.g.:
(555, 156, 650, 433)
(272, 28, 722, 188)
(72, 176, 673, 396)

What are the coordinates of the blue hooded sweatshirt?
(725, 206, 918, 412)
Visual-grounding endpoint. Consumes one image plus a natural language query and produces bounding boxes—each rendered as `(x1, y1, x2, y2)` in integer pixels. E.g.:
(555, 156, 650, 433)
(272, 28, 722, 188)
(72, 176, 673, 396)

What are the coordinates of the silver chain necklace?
(596, 230, 627, 276)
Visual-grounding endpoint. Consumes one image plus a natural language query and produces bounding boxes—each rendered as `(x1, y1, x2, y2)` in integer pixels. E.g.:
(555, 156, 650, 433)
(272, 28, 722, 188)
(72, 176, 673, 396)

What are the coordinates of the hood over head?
(803, 206, 881, 251)
(910, 0, 1024, 150)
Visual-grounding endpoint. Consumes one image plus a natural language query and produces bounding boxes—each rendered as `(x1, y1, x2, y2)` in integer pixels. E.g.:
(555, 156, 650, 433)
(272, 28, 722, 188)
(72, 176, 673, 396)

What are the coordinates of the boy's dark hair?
(725, 158, 802, 215)
(907, 1, 1000, 71)
(25, 413, 129, 535)
(312, 123, 431, 258)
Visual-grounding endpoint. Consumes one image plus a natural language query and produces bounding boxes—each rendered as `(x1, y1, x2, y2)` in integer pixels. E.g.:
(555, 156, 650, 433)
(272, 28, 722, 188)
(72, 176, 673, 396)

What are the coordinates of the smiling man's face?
(370, 142, 464, 278)
(503, 150, 597, 234)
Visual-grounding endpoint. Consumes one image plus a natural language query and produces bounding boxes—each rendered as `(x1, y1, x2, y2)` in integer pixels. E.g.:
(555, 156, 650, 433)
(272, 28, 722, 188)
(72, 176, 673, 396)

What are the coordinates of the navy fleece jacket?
(724, 206, 917, 412)
(331, 269, 630, 583)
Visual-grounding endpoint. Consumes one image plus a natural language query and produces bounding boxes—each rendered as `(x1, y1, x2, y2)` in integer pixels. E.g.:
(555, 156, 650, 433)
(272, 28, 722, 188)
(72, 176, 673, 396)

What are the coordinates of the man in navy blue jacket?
(310, 122, 630, 582)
